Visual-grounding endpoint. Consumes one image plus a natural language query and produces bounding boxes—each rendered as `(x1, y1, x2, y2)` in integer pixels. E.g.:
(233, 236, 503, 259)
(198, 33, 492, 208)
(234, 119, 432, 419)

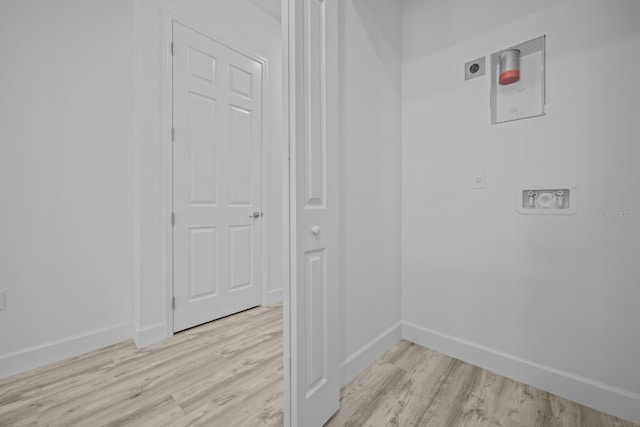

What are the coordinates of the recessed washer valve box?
(517, 186, 578, 215)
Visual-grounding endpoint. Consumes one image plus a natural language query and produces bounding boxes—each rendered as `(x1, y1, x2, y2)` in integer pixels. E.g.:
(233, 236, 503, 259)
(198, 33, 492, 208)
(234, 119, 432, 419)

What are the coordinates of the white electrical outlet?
(465, 57, 486, 80)
(0, 290, 6, 311)
(472, 171, 485, 189)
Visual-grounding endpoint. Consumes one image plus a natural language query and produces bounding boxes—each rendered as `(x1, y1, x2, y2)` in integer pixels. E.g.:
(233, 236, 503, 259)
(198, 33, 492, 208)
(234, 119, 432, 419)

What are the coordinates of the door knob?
(311, 225, 320, 235)
(250, 211, 262, 219)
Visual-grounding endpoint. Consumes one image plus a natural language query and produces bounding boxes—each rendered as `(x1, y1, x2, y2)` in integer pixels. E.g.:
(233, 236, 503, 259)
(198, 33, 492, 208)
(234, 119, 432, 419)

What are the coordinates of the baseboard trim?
(266, 288, 283, 306)
(340, 322, 403, 387)
(402, 321, 640, 425)
(133, 322, 168, 348)
(0, 323, 132, 379)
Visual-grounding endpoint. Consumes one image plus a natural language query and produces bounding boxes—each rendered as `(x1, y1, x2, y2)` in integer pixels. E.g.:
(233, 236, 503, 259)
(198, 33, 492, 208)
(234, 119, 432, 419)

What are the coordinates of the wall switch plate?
(0, 290, 6, 311)
(472, 171, 485, 189)
(465, 57, 485, 80)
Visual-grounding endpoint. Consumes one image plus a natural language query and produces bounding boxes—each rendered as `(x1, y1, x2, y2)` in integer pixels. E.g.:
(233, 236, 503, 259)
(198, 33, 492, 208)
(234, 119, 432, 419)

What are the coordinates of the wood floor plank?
(228, 377, 284, 427)
(325, 359, 406, 427)
(331, 340, 638, 427)
(380, 340, 428, 372)
(41, 353, 231, 426)
(77, 395, 183, 427)
(361, 347, 460, 426)
(173, 346, 281, 415)
(0, 305, 283, 427)
(32, 344, 229, 424)
(450, 369, 506, 427)
(0, 354, 122, 421)
(0, 347, 124, 407)
(179, 366, 282, 427)
(171, 326, 282, 410)
(2, 317, 637, 427)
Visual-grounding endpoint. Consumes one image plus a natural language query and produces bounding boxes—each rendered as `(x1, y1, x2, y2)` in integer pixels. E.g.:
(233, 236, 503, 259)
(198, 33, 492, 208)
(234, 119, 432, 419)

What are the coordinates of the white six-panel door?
(172, 21, 263, 333)
(289, 0, 340, 425)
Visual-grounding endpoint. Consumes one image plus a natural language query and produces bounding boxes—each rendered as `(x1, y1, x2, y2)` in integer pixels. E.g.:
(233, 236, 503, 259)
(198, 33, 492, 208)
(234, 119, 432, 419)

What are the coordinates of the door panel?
(188, 227, 218, 299)
(188, 93, 217, 205)
(229, 225, 252, 291)
(229, 105, 253, 205)
(173, 22, 263, 333)
(290, 0, 340, 425)
(304, 248, 326, 393)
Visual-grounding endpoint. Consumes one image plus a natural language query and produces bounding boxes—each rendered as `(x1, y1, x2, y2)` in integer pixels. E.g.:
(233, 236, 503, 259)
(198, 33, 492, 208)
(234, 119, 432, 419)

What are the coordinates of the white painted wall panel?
(0, 0, 134, 371)
(339, 0, 402, 380)
(401, 0, 640, 422)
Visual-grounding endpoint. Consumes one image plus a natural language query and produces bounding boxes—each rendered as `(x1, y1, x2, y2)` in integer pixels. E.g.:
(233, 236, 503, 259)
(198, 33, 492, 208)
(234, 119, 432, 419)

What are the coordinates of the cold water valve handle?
(556, 190, 564, 208)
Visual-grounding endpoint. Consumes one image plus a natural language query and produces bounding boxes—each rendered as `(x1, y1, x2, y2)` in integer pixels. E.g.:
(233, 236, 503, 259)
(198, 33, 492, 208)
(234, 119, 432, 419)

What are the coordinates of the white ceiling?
(249, 0, 281, 21)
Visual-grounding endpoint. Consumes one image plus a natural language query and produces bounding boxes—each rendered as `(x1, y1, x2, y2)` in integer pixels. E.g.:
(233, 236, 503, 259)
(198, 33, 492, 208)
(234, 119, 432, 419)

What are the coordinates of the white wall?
(0, 0, 134, 376)
(339, 0, 403, 384)
(133, 0, 283, 344)
(401, 0, 640, 423)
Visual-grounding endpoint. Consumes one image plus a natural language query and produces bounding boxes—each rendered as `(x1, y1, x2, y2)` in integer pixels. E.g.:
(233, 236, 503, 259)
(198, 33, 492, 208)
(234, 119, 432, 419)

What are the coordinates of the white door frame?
(281, 1, 292, 425)
(161, 11, 271, 339)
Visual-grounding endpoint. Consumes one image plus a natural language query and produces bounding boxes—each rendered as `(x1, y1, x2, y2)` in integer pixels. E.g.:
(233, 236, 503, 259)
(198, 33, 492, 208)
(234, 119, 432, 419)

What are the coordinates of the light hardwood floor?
(0, 305, 284, 427)
(328, 340, 637, 427)
(1, 308, 636, 427)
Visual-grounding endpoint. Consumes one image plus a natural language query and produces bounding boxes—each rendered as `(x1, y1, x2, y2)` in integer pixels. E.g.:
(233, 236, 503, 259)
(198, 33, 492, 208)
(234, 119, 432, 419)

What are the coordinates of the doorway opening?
(160, 3, 290, 424)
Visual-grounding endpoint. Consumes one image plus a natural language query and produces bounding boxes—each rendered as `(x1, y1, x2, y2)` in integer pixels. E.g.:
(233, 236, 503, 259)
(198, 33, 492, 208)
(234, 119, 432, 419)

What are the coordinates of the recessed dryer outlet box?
(491, 36, 546, 124)
(516, 186, 578, 215)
